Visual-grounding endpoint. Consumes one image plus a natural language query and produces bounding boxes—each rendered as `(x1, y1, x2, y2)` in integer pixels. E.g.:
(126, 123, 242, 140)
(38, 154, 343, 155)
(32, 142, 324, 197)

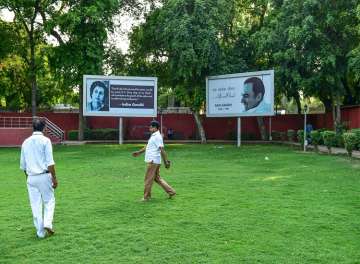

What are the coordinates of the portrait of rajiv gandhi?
(241, 77, 265, 112)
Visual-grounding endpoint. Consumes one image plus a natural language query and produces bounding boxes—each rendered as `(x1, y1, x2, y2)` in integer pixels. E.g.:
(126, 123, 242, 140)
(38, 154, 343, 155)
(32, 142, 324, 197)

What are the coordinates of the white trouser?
(27, 173, 55, 238)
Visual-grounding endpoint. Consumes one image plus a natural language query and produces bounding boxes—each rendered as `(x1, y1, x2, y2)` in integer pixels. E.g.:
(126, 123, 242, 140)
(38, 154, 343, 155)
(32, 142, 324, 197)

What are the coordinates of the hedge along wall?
(1, 106, 359, 140)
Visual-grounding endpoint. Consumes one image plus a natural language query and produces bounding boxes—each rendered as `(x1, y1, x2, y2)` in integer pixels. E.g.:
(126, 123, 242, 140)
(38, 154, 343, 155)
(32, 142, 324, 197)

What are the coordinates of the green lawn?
(0, 144, 359, 263)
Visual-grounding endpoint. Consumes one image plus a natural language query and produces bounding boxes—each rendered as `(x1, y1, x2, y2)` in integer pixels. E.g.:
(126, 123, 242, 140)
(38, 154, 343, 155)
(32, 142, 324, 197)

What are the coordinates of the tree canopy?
(0, 0, 359, 124)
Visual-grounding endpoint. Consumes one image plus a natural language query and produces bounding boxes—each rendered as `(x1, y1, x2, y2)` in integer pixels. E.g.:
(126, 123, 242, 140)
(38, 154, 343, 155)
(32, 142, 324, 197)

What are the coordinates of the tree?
(0, 0, 46, 116)
(128, 0, 242, 143)
(0, 20, 17, 59)
(0, 0, 81, 114)
(44, 0, 120, 140)
(254, 0, 359, 121)
(0, 17, 74, 110)
(348, 3, 360, 105)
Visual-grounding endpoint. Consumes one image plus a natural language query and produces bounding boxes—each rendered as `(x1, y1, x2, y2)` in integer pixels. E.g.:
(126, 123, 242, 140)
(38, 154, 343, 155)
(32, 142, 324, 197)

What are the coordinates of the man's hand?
(164, 160, 171, 169)
(52, 176, 58, 189)
(132, 151, 140, 157)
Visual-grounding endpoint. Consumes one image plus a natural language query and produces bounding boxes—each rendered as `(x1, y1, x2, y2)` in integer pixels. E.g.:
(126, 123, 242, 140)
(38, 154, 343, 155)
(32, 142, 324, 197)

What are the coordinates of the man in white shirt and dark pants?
(20, 117, 58, 238)
(132, 120, 176, 201)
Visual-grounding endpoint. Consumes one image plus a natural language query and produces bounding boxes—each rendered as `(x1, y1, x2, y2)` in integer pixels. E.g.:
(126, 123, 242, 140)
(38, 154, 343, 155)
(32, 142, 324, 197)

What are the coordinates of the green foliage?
(271, 130, 281, 140)
(297, 130, 304, 146)
(226, 131, 257, 140)
(335, 122, 348, 135)
(49, 0, 120, 88)
(128, 0, 246, 111)
(287, 129, 296, 142)
(0, 54, 30, 110)
(68, 129, 119, 140)
(279, 132, 287, 141)
(254, 0, 360, 111)
(335, 134, 345, 148)
(343, 132, 357, 157)
(321, 130, 337, 153)
(310, 130, 322, 151)
(351, 128, 360, 150)
(348, 4, 360, 94)
(0, 44, 75, 110)
(1, 0, 360, 115)
(0, 21, 17, 59)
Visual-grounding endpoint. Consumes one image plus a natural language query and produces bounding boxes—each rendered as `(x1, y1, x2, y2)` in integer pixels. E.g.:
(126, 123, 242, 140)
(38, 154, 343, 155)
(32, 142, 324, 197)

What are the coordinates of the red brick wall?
(1, 105, 359, 142)
(345, 107, 360, 128)
(0, 128, 32, 146)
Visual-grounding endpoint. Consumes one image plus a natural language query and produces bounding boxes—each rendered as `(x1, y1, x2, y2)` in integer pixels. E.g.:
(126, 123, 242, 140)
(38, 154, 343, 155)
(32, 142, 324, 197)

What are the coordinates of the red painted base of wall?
(0, 128, 32, 146)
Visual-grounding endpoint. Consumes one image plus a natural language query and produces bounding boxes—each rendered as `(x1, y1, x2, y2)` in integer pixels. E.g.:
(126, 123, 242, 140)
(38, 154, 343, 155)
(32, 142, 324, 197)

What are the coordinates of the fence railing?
(0, 116, 64, 142)
(0, 117, 33, 128)
(43, 117, 64, 142)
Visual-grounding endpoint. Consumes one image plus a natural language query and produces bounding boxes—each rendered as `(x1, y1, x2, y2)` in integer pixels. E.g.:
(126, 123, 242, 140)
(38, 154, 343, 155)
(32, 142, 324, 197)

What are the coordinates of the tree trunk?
(335, 92, 341, 132)
(30, 32, 37, 117)
(257, 116, 267, 140)
(294, 93, 302, 114)
(332, 104, 336, 131)
(320, 97, 333, 113)
(193, 111, 206, 143)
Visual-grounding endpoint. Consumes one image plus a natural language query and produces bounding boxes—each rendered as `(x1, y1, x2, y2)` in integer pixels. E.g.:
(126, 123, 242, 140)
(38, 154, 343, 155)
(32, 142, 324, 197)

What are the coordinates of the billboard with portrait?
(83, 75, 157, 117)
(206, 70, 274, 117)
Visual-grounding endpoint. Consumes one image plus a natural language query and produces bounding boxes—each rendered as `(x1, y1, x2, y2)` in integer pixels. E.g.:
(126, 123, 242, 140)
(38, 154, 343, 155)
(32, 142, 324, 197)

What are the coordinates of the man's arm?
(48, 165, 58, 189)
(160, 147, 170, 169)
(20, 146, 27, 179)
(44, 140, 57, 189)
(132, 145, 146, 157)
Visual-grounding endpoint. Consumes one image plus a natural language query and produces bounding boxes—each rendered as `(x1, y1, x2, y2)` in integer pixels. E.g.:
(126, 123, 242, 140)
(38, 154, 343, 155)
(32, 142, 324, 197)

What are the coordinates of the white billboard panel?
(206, 70, 274, 117)
(83, 75, 157, 117)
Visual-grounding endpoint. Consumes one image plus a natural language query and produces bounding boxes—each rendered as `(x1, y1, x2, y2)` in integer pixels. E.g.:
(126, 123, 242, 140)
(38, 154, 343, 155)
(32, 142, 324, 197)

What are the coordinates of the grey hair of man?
(33, 117, 46, 132)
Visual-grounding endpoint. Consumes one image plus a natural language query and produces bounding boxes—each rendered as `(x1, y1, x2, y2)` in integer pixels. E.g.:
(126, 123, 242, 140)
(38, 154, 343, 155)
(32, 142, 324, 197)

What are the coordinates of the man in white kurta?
(132, 120, 176, 201)
(20, 117, 58, 238)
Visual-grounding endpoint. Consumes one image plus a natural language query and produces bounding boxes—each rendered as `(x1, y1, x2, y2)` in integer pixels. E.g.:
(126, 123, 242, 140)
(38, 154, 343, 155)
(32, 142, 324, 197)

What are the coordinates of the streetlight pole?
(303, 104, 308, 152)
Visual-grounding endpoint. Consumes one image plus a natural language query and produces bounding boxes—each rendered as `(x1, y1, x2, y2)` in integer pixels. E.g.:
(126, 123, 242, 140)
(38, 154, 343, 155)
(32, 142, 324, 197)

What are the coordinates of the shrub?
(271, 130, 281, 140)
(67, 129, 118, 140)
(310, 130, 322, 152)
(297, 130, 304, 147)
(227, 131, 236, 140)
(242, 133, 257, 140)
(321, 130, 336, 153)
(343, 132, 357, 157)
(335, 122, 348, 134)
(68, 130, 78, 140)
(279, 132, 287, 141)
(351, 128, 360, 150)
(287, 129, 296, 142)
(335, 134, 345, 148)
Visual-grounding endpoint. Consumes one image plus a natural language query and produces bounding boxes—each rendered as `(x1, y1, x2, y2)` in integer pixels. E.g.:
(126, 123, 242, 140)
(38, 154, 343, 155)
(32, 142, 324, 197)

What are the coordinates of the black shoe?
(44, 227, 55, 236)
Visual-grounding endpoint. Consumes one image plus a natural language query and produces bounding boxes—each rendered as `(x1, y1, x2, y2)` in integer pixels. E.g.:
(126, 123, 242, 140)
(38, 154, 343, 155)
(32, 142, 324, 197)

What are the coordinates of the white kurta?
(20, 132, 55, 238)
(145, 131, 164, 164)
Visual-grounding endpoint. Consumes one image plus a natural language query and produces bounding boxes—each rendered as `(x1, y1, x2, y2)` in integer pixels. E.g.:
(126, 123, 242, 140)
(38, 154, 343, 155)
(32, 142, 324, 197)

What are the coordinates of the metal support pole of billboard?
(269, 116, 272, 141)
(119, 117, 123, 145)
(237, 117, 241, 147)
(303, 105, 308, 152)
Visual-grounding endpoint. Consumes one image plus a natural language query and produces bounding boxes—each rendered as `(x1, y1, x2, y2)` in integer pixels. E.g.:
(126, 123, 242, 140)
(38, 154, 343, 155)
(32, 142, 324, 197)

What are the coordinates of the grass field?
(0, 144, 359, 263)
